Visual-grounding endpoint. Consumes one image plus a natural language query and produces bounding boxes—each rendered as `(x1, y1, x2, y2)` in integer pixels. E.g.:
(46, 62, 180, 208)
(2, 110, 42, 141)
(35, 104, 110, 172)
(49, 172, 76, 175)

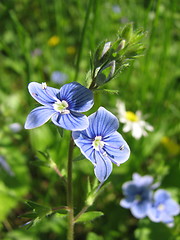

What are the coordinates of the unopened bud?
(95, 60, 116, 86)
(101, 41, 111, 58)
(117, 39, 126, 51)
(121, 23, 133, 41)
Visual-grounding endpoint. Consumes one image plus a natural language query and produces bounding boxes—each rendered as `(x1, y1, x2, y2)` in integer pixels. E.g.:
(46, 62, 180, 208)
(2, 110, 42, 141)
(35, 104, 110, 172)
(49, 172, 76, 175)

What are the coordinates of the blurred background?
(0, 0, 179, 239)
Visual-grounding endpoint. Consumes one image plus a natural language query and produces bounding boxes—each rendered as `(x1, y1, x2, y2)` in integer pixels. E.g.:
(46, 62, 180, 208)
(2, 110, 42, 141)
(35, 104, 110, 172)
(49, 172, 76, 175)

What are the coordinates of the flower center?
(92, 136, 105, 151)
(125, 111, 139, 122)
(157, 203, 165, 211)
(53, 100, 70, 114)
(135, 194, 142, 202)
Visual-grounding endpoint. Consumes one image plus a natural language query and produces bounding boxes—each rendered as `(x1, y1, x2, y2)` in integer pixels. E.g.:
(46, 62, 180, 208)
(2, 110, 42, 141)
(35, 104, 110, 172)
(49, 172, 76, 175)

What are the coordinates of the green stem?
(67, 135, 74, 240)
(74, 0, 94, 82)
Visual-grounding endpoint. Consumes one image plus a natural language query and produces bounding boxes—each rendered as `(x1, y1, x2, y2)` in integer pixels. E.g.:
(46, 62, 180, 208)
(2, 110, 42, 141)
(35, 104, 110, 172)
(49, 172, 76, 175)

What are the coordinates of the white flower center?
(125, 111, 139, 122)
(53, 100, 70, 114)
(157, 203, 165, 211)
(92, 136, 105, 151)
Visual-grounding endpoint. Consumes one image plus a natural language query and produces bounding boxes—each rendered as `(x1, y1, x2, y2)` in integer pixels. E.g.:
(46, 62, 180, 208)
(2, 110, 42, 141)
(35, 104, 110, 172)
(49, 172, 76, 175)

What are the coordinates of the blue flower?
(120, 173, 154, 219)
(9, 122, 22, 133)
(72, 107, 130, 182)
(25, 82, 94, 131)
(51, 71, 68, 84)
(147, 189, 180, 225)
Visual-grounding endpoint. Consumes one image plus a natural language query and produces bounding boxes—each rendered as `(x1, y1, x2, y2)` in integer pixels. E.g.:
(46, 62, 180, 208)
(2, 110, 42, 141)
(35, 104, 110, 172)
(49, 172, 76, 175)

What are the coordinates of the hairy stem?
(67, 135, 74, 240)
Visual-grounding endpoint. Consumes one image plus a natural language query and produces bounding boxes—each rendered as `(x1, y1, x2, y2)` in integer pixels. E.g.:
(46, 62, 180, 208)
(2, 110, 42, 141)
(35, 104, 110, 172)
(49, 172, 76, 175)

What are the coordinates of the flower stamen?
(53, 100, 70, 114)
(92, 136, 105, 151)
(41, 82, 47, 89)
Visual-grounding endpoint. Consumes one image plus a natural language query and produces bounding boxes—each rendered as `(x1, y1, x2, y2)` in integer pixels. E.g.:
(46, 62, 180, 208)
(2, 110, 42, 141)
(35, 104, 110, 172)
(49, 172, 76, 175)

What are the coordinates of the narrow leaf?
(75, 211, 104, 223)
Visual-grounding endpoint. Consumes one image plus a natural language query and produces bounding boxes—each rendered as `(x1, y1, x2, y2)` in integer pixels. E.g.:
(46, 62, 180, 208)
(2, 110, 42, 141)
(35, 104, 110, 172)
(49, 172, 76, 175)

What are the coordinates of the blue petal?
(160, 211, 174, 224)
(24, 106, 55, 129)
(131, 200, 150, 219)
(28, 82, 59, 105)
(122, 182, 139, 197)
(72, 131, 96, 164)
(51, 111, 89, 131)
(87, 107, 119, 137)
(120, 198, 134, 209)
(59, 82, 94, 112)
(165, 199, 180, 216)
(132, 173, 154, 187)
(147, 206, 161, 222)
(103, 132, 130, 165)
(154, 189, 170, 203)
(93, 151, 113, 182)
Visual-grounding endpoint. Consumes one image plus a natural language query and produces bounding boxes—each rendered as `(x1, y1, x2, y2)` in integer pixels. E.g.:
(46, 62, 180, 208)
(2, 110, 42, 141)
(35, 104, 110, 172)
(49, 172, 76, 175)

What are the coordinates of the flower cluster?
(116, 100, 154, 139)
(120, 173, 180, 226)
(88, 24, 145, 89)
(25, 82, 130, 182)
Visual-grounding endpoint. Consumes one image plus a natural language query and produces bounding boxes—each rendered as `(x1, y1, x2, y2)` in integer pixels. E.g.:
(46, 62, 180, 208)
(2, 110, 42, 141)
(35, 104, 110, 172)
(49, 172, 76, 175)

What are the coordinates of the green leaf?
(57, 126, 64, 138)
(75, 211, 104, 223)
(87, 232, 103, 240)
(30, 150, 51, 168)
(73, 153, 86, 162)
(94, 88, 119, 95)
(30, 159, 51, 168)
(26, 200, 52, 218)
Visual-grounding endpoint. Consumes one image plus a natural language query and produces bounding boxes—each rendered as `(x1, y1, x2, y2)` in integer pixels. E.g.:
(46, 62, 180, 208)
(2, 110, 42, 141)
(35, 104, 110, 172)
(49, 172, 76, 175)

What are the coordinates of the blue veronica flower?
(120, 173, 154, 219)
(51, 71, 68, 84)
(72, 107, 130, 182)
(147, 189, 180, 225)
(25, 82, 94, 131)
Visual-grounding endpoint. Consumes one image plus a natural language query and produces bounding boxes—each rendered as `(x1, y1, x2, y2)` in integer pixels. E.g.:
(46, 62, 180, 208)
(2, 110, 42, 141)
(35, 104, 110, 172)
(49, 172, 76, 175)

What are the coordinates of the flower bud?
(101, 41, 111, 58)
(95, 60, 116, 86)
(117, 39, 126, 51)
(121, 23, 133, 41)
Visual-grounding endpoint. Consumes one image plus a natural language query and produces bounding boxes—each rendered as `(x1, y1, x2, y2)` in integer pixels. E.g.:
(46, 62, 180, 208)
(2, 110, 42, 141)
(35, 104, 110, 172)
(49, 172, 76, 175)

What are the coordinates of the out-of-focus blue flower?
(147, 189, 180, 225)
(112, 5, 121, 14)
(24, 82, 94, 131)
(0, 156, 14, 176)
(9, 123, 22, 133)
(120, 173, 154, 218)
(72, 107, 130, 182)
(51, 71, 68, 84)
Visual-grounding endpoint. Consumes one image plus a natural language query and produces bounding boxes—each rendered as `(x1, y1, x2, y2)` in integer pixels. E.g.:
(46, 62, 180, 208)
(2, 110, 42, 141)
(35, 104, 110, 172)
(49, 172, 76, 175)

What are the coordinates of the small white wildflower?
(116, 100, 154, 139)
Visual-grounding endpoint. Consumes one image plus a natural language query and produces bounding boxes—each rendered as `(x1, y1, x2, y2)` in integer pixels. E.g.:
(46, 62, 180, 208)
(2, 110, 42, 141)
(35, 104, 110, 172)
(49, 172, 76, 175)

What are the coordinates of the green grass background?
(0, 0, 179, 239)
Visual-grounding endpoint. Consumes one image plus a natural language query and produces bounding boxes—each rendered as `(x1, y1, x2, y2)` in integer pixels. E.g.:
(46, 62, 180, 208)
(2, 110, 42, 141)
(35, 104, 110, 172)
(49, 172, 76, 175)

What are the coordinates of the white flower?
(116, 100, 154, 139)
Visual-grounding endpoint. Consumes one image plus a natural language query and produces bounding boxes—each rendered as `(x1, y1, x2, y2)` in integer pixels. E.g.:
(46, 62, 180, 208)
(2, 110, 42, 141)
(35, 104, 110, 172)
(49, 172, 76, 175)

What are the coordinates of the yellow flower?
(161, 137, 180, 156)
(66, 46, 76, 55)
(48, 36, 60, 46)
